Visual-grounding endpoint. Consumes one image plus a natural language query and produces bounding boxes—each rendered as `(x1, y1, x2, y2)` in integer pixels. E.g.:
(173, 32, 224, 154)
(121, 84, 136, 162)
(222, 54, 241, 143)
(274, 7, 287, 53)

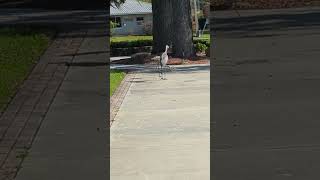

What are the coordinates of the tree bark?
(172, 0, 195, 58)
(151, 0, 173, 54)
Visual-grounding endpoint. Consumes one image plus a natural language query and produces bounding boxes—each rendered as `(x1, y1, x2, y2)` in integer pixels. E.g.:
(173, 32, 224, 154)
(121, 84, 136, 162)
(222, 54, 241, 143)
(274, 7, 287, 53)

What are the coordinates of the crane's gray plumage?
(159, 45, 169, 79)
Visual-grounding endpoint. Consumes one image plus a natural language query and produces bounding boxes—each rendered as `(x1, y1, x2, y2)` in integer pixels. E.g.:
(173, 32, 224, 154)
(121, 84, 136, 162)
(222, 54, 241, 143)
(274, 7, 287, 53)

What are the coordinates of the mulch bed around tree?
(167, 57, 209, 65)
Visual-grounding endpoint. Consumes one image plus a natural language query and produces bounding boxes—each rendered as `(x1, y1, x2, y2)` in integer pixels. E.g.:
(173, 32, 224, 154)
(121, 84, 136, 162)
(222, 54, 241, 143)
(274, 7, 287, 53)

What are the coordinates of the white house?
(110, 0, 153, 36)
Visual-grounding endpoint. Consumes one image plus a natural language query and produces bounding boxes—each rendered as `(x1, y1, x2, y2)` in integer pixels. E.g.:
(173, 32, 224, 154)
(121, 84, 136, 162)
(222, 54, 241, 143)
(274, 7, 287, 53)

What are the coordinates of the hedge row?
(111, 39, 210, 49)
(111, 46, 152, 56)
(193, 39, 210, 47)
(111, 40, 153, 48)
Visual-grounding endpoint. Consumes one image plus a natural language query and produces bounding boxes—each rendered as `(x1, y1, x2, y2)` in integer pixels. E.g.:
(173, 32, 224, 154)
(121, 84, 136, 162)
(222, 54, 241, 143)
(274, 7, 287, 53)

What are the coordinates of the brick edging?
(110, 71, 135, 127)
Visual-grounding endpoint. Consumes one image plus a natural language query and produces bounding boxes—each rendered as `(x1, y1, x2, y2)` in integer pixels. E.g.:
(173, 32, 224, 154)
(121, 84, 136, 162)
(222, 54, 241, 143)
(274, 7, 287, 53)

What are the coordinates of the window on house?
(111, 17, 122, 28)
(136, 17, 144, 25)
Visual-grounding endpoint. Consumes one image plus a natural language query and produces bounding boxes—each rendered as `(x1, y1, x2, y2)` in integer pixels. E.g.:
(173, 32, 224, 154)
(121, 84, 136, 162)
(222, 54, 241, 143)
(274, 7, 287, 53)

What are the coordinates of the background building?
(110, 0, 153, 36)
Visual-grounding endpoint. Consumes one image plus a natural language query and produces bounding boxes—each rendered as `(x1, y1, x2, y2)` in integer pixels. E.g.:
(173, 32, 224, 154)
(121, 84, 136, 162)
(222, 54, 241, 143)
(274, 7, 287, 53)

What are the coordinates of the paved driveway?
(111, 65, 210, 180)
(212, 7, 320, 179)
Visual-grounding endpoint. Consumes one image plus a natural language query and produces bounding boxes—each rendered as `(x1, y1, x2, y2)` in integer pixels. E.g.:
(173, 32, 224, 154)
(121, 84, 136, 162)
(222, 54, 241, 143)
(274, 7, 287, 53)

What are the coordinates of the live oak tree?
(171, 0, 194, 58)
(151, 0, 173, 54)
(152, 0, 195, 58)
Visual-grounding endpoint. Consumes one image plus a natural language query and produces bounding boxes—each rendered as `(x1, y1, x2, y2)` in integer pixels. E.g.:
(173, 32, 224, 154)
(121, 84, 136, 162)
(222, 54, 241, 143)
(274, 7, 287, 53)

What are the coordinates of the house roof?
(110, 0, 152, 16)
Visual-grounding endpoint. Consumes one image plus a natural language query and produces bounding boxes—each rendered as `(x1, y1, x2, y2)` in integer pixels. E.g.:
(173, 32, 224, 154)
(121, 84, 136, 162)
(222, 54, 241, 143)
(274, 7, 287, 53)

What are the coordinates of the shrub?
(111, 46, 152, 56)
(193, 39, 210, 47)
(195, 42, 208, 53)
(131, 52, 152, 64)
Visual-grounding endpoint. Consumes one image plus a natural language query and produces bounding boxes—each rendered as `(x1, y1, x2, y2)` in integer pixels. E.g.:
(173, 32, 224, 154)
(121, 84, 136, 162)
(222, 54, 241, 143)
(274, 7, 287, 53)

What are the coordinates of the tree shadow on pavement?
(212, 10, 320, 37)
(111, 64, 210, 74)
(0, 9, 109, 37)
(0, 0, 105, 9)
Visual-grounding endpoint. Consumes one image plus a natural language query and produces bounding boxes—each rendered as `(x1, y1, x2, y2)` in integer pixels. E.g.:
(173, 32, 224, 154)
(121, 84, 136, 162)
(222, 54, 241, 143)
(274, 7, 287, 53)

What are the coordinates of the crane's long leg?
(163, 65, 167, 80)
(160, 65, 163, 79)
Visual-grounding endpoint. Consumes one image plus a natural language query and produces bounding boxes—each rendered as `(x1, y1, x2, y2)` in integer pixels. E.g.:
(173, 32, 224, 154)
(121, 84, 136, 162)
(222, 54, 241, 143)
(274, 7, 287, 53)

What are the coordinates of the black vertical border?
(106, 2, 111, 180)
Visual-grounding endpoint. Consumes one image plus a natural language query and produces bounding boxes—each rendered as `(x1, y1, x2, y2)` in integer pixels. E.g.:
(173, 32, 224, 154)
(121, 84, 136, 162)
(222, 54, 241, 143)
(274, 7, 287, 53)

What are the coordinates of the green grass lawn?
(110, 70, 126, 96)
(111, 34, 210, 43)
(111, 35, 153, 43)
(0, 27, 54, 111)
(194, 33, 210, 41)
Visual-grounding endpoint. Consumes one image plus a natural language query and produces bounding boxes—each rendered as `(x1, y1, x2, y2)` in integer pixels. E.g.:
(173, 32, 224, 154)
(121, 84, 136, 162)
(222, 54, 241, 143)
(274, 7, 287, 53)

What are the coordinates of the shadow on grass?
(0, 24, 57, 37)
(0, 25, 54, 114)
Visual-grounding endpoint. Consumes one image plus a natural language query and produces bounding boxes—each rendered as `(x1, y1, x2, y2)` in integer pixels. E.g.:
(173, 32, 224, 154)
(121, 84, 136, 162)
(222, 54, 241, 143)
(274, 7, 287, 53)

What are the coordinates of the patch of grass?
(194, 34, 210, 41)
(0, 26, 54, 111)
(110, 70, 126, 96)
(111, 35, 153, 43)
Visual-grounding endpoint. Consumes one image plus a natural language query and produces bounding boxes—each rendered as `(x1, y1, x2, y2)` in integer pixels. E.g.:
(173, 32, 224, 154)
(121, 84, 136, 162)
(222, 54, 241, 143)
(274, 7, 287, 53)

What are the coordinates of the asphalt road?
(212, 7, 320, 179)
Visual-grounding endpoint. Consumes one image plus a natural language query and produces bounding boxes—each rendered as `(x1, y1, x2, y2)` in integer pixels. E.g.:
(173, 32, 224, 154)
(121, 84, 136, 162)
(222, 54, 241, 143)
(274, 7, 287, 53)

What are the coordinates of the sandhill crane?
(159, 45, 169, 80)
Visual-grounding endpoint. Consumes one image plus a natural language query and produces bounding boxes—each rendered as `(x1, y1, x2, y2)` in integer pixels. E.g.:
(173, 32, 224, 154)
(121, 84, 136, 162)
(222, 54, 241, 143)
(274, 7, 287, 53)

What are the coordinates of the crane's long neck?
(164, 47, 168, 54)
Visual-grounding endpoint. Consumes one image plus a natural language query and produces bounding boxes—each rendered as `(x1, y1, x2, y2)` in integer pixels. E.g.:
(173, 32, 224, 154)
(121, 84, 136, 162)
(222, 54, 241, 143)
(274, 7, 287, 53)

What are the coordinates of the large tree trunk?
(172, 0, 195, 58)
(151, 0, 173, 54)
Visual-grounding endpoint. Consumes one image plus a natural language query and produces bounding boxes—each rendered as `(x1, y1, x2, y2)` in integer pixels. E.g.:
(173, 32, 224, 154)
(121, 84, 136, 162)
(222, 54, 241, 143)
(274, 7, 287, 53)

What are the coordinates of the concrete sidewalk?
(110, 64, 210, 179)
(0, 9, 108, 179)
(15, 28, 108, 180)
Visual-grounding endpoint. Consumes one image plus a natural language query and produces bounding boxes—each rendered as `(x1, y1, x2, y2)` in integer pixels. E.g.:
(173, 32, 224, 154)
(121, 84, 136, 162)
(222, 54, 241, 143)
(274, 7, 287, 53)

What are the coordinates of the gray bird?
(159, 45, 169, 80)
